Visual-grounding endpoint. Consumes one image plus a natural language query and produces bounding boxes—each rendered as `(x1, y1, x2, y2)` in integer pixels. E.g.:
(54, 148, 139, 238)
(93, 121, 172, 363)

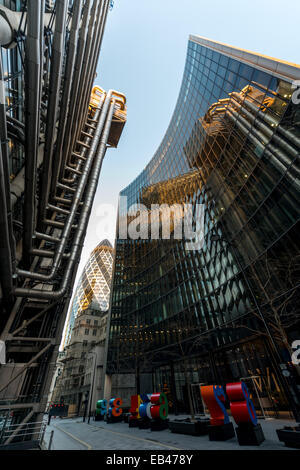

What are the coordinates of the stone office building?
(52, 300, 108, 416)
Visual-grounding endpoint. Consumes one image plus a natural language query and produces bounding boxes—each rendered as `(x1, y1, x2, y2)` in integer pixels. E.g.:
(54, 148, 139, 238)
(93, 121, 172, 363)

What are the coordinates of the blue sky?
(92, 0, 300, 248)
(63, 0, 300, 337)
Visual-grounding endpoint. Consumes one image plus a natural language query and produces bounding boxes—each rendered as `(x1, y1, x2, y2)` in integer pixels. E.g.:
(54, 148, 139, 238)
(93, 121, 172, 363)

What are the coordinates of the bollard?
(48, 430, 54, 450)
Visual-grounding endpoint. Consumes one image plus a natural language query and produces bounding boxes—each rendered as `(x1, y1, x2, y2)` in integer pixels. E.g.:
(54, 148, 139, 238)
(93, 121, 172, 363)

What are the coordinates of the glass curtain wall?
(107, 37, 300, 414)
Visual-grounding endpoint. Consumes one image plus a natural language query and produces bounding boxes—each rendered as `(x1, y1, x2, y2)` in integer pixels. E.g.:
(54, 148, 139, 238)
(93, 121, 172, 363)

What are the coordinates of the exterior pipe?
(57, 182, 76, 193)
(60, 0, 92, 176)
(65, 166, 82, 176)
(42, 219, 78, 229)
(231, 92, 300, 149)
(229, 95, 299, 159)
(61, 94, 105, 184)
(46, 203, 70, 215)
(61, 93, 105, 183)
(30, 249, 70, 259)
(0, 13, 13, 46)
(10, 143, 45, 211)
(71, 0, 103, 148)
(16, 91, 113, 281)
(84, 0, 110, 122)
(72, 0, 102, 147)
(7, 122, 25, 144)
(14, 102, 115, 299)
(34, 232, 60, 244)
(40, 108, 100, 234)
(0, 146, 13, 300)
(39, 0, 67, 221)
(77, 0, 109, 142)
(226, 106, 300, 178)
(6, 114, 25, 129)
(22, 1, 42, 268)
(0, 55, 16, 300)
(50, 0, 83, 196)
(71, 151, 86, 161)
(78, 0, 110, 135)
(0, 5, 20, 48)
(39, 0, 45, 129)
(226, 109, 300, 190)
(0, 5, 57, 46)
(53, 196, 72, 206)
(61, 92, 106, 185)
(35, 100, 101, 247)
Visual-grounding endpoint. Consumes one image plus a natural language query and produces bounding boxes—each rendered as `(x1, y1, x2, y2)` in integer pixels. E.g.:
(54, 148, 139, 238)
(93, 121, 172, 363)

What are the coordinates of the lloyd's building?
(105, 35, 300, 418)
(0, 0, 126, 448)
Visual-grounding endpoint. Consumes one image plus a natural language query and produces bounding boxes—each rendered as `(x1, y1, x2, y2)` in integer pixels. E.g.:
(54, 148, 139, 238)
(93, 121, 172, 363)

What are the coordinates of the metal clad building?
(0, 0, 126, 448)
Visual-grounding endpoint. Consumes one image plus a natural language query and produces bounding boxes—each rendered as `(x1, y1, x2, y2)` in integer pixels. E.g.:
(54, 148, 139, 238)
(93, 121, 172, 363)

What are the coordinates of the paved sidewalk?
(42, 416, 297, 450)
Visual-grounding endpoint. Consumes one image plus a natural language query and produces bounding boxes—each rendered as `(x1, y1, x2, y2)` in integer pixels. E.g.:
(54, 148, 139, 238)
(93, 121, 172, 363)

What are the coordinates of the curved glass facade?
(65, 239, 113, 346)
(107, 36, 300, 413)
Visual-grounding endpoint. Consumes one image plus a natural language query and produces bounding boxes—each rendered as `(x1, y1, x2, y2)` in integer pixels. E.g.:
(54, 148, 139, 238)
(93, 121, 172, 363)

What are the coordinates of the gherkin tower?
(64, 239, 113, 346)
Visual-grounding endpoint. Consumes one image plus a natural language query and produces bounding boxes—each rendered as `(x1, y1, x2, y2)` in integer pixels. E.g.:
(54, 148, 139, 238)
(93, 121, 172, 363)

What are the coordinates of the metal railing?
(0, 419, 47, 447)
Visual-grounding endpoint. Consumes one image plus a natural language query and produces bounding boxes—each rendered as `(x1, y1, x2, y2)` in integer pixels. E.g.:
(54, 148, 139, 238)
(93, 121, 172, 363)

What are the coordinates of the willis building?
(105, 36, 300, 417)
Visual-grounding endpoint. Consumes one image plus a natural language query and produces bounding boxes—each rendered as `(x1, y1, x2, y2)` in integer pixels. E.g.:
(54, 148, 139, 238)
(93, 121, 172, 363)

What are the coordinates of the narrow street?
(42, 417, 296, 451)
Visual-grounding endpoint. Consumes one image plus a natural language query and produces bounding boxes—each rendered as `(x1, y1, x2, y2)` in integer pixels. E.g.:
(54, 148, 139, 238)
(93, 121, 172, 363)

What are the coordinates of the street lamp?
(82, 391, 89, 422)
(87, 350, 98, 424)
(211, 233, 300, 423)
